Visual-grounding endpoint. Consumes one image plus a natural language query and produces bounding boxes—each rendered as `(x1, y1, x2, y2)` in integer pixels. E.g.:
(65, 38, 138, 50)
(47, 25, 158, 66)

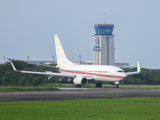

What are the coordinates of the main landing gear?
(95, 82, 102, 88)
(75, 85, 81, 87)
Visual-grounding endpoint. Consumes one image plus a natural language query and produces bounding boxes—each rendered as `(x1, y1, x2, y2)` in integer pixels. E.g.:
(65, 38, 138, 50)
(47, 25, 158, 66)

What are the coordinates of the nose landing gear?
(115, 85, 119, 88)
(75, 85, 81, 87)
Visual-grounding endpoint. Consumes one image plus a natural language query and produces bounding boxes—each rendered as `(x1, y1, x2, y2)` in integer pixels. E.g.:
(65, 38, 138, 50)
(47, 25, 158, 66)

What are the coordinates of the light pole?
(27, 56, 29, 62)
(52, 55, 54, 63)
(79, 55, 81, 64)
(3, 56, 5, 63)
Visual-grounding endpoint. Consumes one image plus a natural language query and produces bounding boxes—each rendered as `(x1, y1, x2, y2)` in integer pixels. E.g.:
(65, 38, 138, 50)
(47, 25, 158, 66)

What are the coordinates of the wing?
(20, 71, 75, 78)
(8, 59, 76, 79)
(125, 61, 140, 75)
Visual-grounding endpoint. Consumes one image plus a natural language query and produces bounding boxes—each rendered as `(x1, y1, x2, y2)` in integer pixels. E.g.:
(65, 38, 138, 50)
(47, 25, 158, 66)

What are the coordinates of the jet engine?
(73, 76, 88, 85)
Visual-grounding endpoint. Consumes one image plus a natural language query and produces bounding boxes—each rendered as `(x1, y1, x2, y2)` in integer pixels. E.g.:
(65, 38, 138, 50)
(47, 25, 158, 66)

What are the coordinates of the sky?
(0, 0, 160, 68)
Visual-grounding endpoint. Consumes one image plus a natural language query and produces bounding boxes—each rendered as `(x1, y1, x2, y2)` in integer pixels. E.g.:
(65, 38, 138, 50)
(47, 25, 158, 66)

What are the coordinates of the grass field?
(1, 84, 160, 92)
(0, 87, 59, 92)
(0, 97, 160, 120)
(39, 83, 160, 89)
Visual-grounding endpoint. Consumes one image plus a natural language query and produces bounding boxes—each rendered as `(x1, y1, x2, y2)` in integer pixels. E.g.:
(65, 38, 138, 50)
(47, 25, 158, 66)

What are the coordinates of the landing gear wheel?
(99, 83, 102, 88)
(75, 85, 81, 88)
(95, 82, 102, 88)
(96, 84, 99, 88)
(115, 85, 119, 88)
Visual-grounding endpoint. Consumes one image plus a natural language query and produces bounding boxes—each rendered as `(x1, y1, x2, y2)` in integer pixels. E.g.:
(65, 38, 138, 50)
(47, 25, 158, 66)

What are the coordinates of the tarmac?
(0, 87, 160, 102)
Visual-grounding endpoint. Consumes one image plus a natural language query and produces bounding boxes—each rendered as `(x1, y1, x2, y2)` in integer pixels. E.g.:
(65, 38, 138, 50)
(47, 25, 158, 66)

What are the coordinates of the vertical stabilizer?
(54, 35, 75, 66)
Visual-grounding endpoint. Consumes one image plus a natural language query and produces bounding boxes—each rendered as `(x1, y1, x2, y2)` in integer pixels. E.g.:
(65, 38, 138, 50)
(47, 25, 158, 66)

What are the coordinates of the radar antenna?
(104, 13, 106, 24)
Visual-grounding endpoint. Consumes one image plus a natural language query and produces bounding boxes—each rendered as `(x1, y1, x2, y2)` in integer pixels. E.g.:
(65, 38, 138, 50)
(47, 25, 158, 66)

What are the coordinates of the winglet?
(125, 61, 140, 75)
(7, 58, 17, 71)
(137, 61, 140, 72)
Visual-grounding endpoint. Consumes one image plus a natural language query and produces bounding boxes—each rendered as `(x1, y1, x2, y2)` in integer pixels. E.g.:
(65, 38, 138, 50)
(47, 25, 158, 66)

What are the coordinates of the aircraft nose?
(123, 73, 127, 78)
(121, 73, 127, 78)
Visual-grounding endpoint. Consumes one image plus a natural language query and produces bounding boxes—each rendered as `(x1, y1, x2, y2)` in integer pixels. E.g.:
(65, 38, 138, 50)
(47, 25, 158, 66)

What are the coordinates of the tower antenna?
(104, 13, 106, 24)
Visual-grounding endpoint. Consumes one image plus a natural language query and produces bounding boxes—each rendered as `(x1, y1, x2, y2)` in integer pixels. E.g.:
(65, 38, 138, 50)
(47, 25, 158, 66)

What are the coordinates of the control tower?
(93, 24, 115, 65)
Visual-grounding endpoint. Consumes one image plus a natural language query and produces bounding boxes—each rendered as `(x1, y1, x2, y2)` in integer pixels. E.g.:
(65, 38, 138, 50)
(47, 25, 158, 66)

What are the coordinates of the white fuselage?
(58, 64, 127, 82)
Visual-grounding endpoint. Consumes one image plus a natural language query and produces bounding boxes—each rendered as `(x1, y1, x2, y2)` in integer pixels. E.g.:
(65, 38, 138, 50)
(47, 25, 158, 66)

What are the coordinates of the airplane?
(8, 34, 140, 88)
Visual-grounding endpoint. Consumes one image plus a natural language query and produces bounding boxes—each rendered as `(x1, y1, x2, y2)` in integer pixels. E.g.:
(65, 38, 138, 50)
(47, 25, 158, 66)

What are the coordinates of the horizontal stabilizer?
(39, 64, 59, 69)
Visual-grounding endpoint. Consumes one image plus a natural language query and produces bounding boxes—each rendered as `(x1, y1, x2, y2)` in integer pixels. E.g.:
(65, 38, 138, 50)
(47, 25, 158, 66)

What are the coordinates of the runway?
(0, 87, 160, 102)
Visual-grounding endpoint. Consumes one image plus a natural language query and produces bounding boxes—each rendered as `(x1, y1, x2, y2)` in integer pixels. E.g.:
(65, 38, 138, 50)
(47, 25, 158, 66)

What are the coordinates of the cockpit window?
(118, 70, 124, 73)
(117, 70, 124, 73)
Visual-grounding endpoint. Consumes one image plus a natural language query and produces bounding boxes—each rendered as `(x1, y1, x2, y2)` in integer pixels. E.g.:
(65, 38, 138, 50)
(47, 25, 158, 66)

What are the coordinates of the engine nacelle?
(73, 76, 88, 85)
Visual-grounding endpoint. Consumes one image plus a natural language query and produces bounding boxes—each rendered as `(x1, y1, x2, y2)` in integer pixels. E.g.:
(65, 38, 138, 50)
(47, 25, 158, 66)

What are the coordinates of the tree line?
(0, 60, 62, 86)
(123, 68, 160, 85)
(0, 60, 160, 86)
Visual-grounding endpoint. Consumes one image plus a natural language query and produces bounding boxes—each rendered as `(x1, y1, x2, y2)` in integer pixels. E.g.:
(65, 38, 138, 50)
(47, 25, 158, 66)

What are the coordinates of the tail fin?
(54, 35, 75, 66)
